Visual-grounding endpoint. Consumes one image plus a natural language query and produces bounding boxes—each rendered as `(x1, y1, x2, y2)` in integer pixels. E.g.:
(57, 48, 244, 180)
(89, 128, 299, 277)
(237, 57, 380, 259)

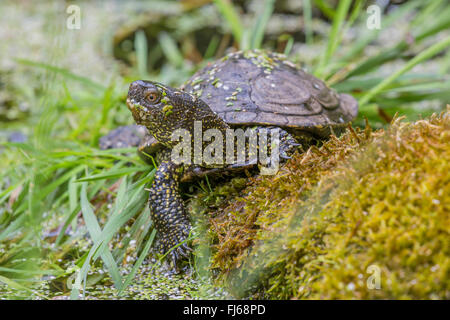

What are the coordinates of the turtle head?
(127, 80, 228, 146)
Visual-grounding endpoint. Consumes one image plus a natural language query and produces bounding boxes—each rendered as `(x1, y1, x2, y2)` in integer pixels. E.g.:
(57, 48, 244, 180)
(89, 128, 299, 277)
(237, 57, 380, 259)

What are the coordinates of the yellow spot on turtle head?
(162, 105, 174, 117)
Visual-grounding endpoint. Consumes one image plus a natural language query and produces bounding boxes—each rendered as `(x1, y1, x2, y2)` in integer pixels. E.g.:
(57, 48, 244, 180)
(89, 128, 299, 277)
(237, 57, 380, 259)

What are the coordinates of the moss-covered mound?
(191, 110, 449, 299)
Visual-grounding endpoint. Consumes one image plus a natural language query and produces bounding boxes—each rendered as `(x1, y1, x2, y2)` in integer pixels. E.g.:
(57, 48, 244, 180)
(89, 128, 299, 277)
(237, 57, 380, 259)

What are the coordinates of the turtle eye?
(144, 90, 160, 104)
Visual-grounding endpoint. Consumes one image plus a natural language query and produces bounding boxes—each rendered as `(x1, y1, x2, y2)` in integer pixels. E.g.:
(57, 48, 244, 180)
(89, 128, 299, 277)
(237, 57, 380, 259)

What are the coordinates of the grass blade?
(135, 30, 149, 77)
(312, 0, 335, 20)
(158, 31, 184, 68)
(78, 182, 123, 294)
(15, 59, 106, 91)
(76, 166, 149, 182)
(118, 229, 156, 296)
(314, 0, 352, 78)
(303, 0, 313, 45)
(0, 275, 48, 299)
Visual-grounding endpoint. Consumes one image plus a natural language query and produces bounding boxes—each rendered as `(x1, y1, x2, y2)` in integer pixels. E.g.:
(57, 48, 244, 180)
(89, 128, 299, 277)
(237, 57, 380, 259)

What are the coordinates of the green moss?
(192, 110, 450, 299)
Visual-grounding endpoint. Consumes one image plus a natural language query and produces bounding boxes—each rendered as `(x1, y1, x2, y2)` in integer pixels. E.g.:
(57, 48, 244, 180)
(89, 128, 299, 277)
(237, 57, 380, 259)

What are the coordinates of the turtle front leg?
(149, 160, 192, 266)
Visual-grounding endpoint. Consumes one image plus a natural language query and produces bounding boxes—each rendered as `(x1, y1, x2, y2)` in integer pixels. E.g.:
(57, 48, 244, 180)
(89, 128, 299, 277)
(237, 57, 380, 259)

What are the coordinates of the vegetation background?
(0, 0, 448, 299)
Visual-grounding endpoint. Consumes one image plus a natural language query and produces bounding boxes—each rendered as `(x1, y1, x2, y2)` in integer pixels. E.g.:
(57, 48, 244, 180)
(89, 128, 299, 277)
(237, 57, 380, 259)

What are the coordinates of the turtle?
(100, 49, 358, 267)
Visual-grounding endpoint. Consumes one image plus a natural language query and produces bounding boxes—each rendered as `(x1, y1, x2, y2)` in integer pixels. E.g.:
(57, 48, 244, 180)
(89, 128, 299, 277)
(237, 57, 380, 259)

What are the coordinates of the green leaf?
(135, 30, 149, 77)
(158, 31, 184, 68)
(0, 275, 48, 299)
(118, 229, 156, 296)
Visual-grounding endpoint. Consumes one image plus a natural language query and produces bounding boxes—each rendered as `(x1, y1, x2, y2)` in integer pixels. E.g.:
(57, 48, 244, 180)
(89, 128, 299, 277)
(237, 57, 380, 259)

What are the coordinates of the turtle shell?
(182, 50, 358, 137)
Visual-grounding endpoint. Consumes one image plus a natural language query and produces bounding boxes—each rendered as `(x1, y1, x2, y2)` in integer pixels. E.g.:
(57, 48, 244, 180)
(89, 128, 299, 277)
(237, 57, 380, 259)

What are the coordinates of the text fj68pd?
(228, 304, 265, 317)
